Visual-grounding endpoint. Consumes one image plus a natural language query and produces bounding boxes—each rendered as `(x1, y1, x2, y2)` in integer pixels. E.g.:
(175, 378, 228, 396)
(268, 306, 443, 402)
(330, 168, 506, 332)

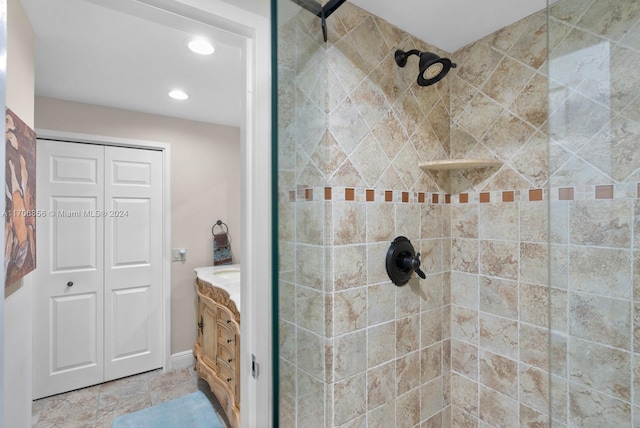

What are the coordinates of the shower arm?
(288, 0, 348, 42)
(395, 49, 423, 67)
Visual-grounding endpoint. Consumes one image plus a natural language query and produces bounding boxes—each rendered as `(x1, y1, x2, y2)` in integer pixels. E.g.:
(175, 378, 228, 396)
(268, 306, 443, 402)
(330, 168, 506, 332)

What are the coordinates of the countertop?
(194, 264, 241, 310)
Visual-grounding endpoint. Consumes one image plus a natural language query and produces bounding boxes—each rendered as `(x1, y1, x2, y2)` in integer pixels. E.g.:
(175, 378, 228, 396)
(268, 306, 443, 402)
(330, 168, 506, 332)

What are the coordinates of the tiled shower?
(276, 0, 640, 426)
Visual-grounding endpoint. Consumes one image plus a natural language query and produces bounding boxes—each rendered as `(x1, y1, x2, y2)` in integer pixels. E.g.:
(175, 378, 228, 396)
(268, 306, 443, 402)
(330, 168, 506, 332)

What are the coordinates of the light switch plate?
(172, 248, 186, 261)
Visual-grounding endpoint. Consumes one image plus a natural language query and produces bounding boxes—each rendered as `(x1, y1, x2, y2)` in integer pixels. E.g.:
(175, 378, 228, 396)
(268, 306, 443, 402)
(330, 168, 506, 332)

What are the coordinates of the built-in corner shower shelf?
(419, 159, 503, 172)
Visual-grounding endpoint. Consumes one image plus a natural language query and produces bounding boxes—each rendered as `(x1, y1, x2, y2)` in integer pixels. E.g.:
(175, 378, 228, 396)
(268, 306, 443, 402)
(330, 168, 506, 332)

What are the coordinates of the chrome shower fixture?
(394, 49, 457, 86)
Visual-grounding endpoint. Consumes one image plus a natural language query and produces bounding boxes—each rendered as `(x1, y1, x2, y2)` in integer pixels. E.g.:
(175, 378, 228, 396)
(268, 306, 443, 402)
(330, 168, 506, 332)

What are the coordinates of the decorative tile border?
(285, 182, 640, 204)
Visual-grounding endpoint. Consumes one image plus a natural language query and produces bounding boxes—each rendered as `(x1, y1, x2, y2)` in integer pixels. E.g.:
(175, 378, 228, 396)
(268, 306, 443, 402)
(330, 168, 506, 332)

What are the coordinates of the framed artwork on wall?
(5, 108, 36, 288)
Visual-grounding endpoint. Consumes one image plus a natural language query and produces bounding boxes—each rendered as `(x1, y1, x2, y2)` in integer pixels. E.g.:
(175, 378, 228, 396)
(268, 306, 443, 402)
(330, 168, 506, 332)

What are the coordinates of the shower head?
(394, 49, 457, 86)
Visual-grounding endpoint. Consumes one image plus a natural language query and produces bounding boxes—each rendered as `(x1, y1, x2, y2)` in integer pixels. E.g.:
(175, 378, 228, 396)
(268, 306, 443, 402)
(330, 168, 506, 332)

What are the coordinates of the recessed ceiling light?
(168, 89, 189, 100)
(188, 38, 215, 55)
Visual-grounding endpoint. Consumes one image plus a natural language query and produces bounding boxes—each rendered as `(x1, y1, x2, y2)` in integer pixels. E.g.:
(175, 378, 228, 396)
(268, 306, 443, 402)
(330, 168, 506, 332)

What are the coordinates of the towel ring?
(212, 220, 231, 242)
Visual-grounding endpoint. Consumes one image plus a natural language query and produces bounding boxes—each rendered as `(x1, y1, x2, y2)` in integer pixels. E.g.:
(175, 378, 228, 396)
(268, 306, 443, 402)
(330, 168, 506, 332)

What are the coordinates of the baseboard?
(170, 350, 195, 370)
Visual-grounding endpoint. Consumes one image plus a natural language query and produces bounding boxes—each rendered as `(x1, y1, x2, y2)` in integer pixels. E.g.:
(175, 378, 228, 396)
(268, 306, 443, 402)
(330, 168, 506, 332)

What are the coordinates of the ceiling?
(349, 0, 549, 53)
(21, 0, 245, 127)
(20, 0, 550, 127)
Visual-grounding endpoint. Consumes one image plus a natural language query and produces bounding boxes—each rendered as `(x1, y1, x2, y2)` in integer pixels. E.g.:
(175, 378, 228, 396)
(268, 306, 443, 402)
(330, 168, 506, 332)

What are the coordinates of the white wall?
(4, 0, 34, 426)
(34, 96, 242, 355)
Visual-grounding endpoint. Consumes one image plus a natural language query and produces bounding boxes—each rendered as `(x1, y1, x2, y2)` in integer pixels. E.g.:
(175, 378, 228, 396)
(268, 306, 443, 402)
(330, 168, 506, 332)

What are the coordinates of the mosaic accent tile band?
(288, 183, 640, 204)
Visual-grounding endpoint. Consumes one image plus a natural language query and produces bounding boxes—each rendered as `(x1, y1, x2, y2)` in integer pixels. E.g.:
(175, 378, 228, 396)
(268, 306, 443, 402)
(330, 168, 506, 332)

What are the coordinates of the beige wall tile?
(569, 292, 631, 350)
(396, 351, 421, 395)
(396, 279, 422, 317)
(451, 373, 479, 417)
(421, 343, 443, 383)
(333, 287, 367, 335)
(479, 350, 518, 398)
(451, 205, 479, 239)
(367, 400, 396, 428)
(367, 282, 396, 325)
(333, 245, 368, 291)
(479, 203, 519, 240)
(296, 286, 325, 334)
(279, 320, 296, 363)
(452, 238, 479, 273)
(334, 331, 367, 381)
(420, 239, 444, 274)
(520, 323, 550, 370)
(397, 315, 421, 356)
(421, 377, 445, 421)
(396, 388, 421, 428)
(451, 405, 479, 427)
(570, 337, 631, 401)
(479, 276, 518, 319)
(479, 386, 518, 428)
(296, 244, 326, 290)
(368, 321, 396, 367)
(569, 246, 632, 298)
(451, 340, 478, 380)
(333, 202, 367, 245)
(519, 364, 549, 415)
(520, 201, 549, 243)
(420, 272, 445, 311)
(368, 241, 392, 285)
(479, 240, 519, 280)
(366, 203, 395, 242)
(296, 202, 325, 245)
(568, 383, 631, 427)
(519, 403, 549, 428)
(451, 306, 478, 343)
(570, 200, 632, 248)
(333, 373, 367, 426)
(479, 313, 518, 360)
(520, 242, 549, 285)
(451, 272, 479, 310)
(367, 361, 396, 410)
(296, 369, 326, 427)
(297, 328, 327, 381)
(520, 283, 549, 327)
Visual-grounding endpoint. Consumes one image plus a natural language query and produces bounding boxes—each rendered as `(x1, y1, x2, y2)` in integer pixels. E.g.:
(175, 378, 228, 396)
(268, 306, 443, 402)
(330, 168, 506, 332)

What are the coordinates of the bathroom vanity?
(193, 265, 241, 428)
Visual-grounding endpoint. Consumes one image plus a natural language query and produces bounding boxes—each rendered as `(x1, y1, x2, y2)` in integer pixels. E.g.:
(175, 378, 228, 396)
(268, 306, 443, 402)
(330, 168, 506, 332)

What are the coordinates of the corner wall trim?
(170, 350, 195, 370)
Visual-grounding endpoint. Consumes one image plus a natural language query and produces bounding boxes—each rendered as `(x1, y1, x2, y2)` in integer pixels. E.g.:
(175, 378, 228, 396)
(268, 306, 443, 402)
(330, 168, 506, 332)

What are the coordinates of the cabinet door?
(201, 299, 218, 369)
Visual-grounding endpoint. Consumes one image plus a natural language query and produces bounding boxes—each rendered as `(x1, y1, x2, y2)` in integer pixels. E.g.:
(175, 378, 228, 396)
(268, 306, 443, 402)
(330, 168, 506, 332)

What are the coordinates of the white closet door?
(34, 141, 164, 399)
(34, 140, 105, 399)
(103, 146, 163, 380)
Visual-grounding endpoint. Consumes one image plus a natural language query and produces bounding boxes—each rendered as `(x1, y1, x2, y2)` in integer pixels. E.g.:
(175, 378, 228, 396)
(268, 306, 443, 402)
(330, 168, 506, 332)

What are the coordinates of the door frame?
(132, 2, 273, 426)
(35, 130, 173, 370)
(37, 1, 273, 424)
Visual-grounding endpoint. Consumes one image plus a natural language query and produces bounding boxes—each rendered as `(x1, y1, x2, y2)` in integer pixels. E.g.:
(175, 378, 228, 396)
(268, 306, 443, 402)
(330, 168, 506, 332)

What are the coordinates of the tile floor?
(32, 367, 230, 428)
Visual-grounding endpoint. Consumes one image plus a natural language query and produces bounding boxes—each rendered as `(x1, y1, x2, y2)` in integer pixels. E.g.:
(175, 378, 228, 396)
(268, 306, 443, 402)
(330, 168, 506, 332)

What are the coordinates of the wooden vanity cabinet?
(194, 278, 240, 428)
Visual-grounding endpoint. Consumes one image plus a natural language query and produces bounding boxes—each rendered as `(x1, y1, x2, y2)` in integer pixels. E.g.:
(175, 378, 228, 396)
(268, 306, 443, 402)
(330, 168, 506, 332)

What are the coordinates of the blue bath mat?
(112, 391, 225, 428)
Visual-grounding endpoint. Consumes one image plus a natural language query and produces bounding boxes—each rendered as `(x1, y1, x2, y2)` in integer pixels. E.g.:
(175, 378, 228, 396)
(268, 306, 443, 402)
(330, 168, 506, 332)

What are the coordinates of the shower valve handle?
(401, 252, 426, 279)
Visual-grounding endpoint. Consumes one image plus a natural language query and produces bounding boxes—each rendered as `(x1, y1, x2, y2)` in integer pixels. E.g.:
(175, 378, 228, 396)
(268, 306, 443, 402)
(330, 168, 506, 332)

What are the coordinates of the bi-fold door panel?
(34, 141, 105, 399)
(104, 146, 163, 380)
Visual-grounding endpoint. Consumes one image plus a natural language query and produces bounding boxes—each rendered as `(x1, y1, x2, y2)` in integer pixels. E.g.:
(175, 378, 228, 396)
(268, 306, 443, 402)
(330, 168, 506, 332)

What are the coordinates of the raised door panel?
(110, 286, 152, 359)
(50, 197, 99, 271)
(201, 302, 218, 369)
(50, 293, 99, 372)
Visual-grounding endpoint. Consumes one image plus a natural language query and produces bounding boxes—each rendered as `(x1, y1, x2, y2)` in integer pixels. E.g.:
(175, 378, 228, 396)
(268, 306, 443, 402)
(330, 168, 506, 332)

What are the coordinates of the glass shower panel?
(275, 0, 329, 426)
(548, 0, 640, 426)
